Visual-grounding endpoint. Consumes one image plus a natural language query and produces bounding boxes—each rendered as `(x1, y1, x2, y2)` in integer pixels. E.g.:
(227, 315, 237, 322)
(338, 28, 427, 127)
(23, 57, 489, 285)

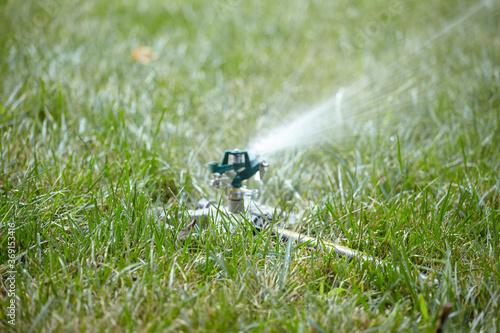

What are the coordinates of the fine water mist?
(247, 0, 497, 159)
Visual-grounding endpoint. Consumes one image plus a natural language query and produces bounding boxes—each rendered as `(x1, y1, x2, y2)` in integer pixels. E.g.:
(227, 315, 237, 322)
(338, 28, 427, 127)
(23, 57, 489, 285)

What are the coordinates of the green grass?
(1, 0, 499, 331)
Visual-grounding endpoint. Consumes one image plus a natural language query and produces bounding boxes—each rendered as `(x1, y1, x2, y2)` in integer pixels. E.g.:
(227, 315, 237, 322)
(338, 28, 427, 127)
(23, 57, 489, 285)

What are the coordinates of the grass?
(1, 0, 499, 331)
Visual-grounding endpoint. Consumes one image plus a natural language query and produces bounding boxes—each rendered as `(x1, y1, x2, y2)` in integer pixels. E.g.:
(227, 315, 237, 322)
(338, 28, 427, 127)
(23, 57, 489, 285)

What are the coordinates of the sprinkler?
(208, 149, 268, 214)
(163, 148, 433, 282)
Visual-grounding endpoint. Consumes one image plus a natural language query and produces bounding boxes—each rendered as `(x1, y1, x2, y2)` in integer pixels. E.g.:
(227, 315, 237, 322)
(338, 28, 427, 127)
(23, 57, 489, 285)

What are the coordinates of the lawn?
(1, 0, 499, 331)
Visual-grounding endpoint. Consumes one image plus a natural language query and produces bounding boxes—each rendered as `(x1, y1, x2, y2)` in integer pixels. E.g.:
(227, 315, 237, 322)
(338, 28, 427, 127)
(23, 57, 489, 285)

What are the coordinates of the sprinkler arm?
(208, 149, 267, 188)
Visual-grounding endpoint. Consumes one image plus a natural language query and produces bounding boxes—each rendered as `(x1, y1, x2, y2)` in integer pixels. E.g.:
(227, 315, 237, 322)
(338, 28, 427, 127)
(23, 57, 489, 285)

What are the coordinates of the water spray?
(247, 0, 499, 158)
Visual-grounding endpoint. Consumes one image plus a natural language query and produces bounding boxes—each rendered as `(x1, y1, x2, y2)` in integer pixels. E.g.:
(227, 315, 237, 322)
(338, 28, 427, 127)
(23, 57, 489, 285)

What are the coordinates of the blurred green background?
(1, 0, 499, 331)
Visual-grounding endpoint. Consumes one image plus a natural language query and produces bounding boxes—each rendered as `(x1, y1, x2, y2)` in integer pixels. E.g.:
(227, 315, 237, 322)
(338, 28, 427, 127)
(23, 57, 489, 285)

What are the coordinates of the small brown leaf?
(131, 45, 158, 65)
(177, 219, 198, 243)
(435, 303, 453, 333)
